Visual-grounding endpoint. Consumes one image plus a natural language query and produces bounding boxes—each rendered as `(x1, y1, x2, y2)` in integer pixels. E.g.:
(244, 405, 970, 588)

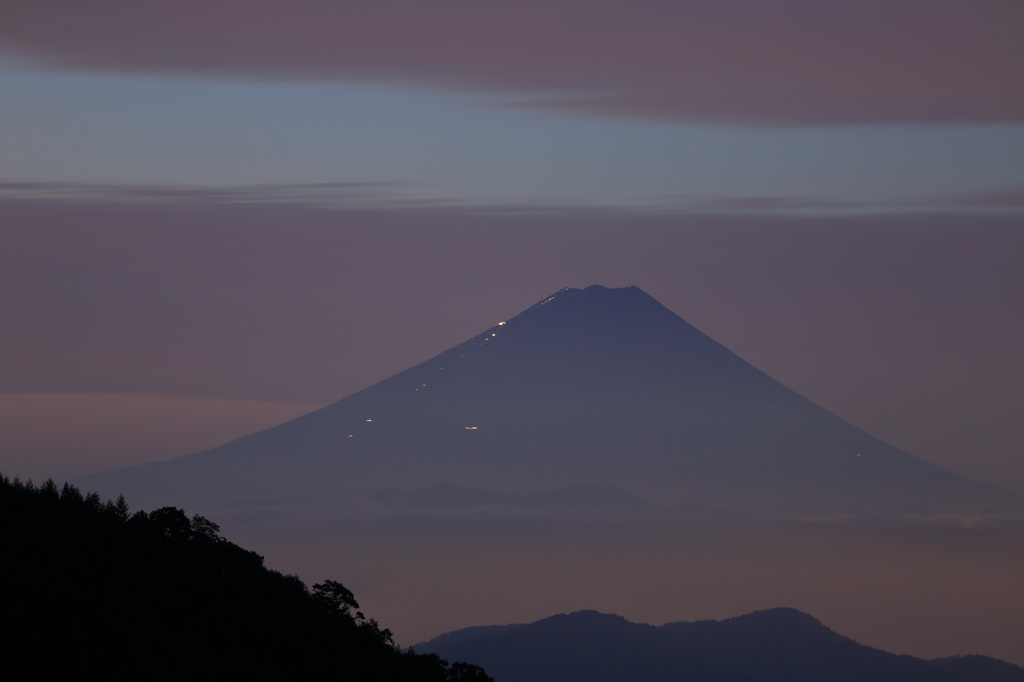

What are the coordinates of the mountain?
(416, 608, 1024, 682)
(76, 285, 1020, 515)
(369, 482, 659, 514)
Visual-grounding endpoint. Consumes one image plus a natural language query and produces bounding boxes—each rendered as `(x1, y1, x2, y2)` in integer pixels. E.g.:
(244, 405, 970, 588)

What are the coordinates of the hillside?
(0, 473, 490, 681)
(419, 609, 1024, 682)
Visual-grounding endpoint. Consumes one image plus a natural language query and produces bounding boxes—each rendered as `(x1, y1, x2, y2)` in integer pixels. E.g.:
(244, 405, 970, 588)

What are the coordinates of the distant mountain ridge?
(370, 482, 659, 513)
(417, 608, 1024, 682)
(77, 285, 1022, 516)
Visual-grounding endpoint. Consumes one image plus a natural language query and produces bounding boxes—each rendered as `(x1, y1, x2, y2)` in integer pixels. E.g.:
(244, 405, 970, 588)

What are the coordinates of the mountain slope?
(369, 482, 659, 513)
(76, 285, 1019, 515)
(417, 609, 1024, 682)
(0, 474, 489, 681)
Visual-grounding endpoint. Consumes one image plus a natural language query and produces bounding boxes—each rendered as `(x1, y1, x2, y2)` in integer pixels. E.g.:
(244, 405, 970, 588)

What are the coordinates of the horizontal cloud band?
(3, 0, 1022, 125)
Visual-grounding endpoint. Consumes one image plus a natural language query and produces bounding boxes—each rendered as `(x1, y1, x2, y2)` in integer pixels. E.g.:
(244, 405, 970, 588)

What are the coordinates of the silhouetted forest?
(0, 473, 491, 681)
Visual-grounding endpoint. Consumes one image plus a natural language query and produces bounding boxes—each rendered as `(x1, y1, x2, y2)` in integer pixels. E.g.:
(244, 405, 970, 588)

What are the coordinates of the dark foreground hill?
(418, 609, 1024, 682)
(0, 473, 491, 682)
(77, 285, 1021, 516)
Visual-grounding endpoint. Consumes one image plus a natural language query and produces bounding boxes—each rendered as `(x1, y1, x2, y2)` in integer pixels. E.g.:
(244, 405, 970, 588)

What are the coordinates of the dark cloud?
(2, 1, 1022, 125)
(0, 180, 419, 207)
(7, 180, 1024, 215)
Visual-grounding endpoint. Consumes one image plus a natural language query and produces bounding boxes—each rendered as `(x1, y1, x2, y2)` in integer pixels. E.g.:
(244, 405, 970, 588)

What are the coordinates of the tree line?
(0, 473, 491, 681)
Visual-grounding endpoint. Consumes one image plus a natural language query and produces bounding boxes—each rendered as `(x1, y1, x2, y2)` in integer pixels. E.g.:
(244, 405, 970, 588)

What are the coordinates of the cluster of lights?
(414, 365, 446, 392)
(345, 418, 376, 440)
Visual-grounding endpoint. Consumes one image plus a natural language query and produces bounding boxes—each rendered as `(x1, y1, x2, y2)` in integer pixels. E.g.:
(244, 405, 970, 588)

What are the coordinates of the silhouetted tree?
(448, 662, 495, 681)
(0, 472, 490, 681)
(39, 478, 59, 498)
(313, 579, 360, 619)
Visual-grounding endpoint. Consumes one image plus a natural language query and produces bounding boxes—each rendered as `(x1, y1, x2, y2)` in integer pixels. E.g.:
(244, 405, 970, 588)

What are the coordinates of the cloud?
(6, 180, 1024, 216)
(0, 392, 322, 483)
(942, 185, 1024, 210)
(0, 180, 423, 208)
(2, 0, 1022, 125)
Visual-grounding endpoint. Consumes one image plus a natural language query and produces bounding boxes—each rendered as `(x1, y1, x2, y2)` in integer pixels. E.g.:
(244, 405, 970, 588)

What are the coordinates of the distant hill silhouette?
(370, 482, 659, 513)
(0, 473, 491, 682)
(417, 609, 1024, 682)
(77, 285, 1022, 516)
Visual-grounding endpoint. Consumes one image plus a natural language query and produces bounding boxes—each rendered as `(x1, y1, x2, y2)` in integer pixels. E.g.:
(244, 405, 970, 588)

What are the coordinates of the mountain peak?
(535, 283, 649, 302)
(498, 284, 708, 364)
(579, 283, 641, 294)
(76, 286, 1021, 516)
(520, 284, 658, 318)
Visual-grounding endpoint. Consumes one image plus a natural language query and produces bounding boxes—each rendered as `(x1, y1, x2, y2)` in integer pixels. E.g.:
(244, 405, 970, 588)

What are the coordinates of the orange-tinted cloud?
(2, 0, 1022, 125)
(0, 392, 322, 483)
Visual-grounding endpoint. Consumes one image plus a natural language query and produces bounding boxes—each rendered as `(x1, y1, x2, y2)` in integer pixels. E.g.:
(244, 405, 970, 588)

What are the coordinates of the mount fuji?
(77, 285, 1019, 516)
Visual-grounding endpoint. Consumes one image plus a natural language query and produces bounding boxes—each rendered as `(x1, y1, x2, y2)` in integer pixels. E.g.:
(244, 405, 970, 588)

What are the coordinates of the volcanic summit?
(77, 285, 1019, 516)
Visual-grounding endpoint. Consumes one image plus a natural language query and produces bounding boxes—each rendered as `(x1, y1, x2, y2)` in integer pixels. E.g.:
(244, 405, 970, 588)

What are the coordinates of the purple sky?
(4, 199, 1022, 495)
(2, 0, 1023, 493)
(2, 0, 1024, 663)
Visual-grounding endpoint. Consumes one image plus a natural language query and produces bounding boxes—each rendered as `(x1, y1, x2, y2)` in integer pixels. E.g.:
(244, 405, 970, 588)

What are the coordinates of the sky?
(2, 0, 1024, 662)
